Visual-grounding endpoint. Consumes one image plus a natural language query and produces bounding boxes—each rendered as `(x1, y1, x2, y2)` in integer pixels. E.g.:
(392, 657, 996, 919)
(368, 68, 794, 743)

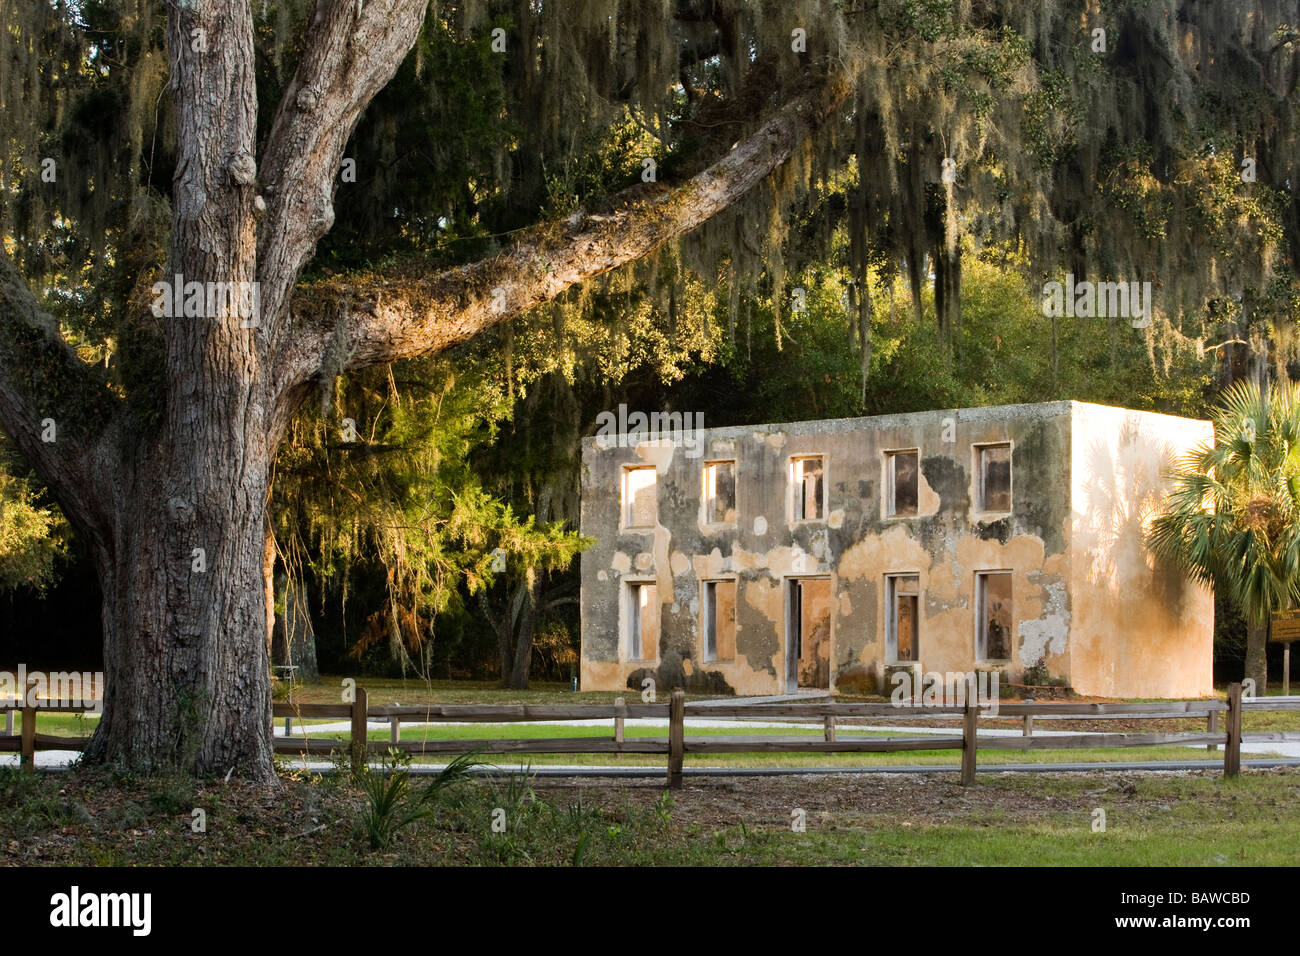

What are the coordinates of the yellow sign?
(1270, 609, 1300, 643)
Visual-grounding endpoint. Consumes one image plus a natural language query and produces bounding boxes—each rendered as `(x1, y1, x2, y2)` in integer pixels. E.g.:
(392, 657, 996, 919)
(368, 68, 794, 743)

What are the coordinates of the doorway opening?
(786, 576, 832, 691)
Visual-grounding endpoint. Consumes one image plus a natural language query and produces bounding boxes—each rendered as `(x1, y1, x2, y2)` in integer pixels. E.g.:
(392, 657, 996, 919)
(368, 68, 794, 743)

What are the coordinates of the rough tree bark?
(0, 0, 850, 777)
(508, 573, 543, 690)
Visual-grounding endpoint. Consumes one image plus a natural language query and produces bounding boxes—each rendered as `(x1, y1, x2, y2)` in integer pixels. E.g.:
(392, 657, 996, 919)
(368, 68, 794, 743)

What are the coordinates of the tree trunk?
(507, 574, 542, 690)
(1245, 619, 1268, 694)
(77, 0, 273, 780)
(481, 590, 514, 688)
(83, 439, 275, 778)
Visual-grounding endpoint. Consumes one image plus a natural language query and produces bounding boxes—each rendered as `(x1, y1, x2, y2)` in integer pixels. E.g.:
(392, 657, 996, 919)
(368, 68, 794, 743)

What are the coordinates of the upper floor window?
(886, 450, 919, 518)
(791, 456, 824, 521)
(622, 466, 657, 528)
(975, 443, 1012, 513)
(702, 461, 737, 526)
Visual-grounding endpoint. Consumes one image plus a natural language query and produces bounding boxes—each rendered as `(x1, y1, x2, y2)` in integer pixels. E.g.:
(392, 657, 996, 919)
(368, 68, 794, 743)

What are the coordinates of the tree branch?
(258, 0, 431, 344)
(0, 255, 118, 548)
(282, 71, 852, 384)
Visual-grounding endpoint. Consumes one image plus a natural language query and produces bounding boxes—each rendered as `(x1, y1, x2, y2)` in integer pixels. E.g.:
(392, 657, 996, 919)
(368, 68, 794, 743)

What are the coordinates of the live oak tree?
(2, 0, 1297, 776)
(0, 0, 854, 776)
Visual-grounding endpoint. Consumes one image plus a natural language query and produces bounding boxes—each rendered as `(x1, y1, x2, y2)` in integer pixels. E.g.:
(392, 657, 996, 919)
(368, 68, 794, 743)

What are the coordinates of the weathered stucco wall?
(1067, 403, 1215, 697)
(580, 401, 1213, 699)
(582, 403, 1086, 695)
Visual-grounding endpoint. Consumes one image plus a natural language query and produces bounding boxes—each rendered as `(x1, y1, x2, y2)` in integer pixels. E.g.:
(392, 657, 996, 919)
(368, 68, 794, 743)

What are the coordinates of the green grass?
(690, 776, 1300, 866)
(264, 719, 1289, 769)
(280, 677, 626, 706)
(3, 711, 100, 737)
(281, 675, 1300, 731)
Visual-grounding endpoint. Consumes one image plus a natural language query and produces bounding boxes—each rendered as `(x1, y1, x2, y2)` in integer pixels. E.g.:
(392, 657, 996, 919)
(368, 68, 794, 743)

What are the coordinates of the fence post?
(1207, 707, 1219, 752)
(21, 704, 35, 773)
(960, 699, 978, 786)
(390, 706, 400, 746)
(4, 707, 12, 737)
(824, 714, 836, 742)
(667, 689, 684, 790)
(1224, 683, 1242, 778)
(1022, 697, 1034, 737)
(350, 686, 368, 776)
(614, 696, 625, 744)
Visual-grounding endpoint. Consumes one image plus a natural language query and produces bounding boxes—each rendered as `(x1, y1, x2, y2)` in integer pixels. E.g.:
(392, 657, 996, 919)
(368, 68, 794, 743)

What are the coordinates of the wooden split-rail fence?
(3, 683, 1298, 788)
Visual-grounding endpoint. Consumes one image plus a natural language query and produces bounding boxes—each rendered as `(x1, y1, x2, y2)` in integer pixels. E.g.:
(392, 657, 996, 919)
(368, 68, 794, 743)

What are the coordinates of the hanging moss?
(5, 0, 1300, 441)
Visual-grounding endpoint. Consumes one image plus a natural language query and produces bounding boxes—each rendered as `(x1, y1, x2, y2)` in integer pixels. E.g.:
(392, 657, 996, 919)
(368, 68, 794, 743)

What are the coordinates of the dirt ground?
(6, 765, 1297, 866)
(526, 769, 1168, 827)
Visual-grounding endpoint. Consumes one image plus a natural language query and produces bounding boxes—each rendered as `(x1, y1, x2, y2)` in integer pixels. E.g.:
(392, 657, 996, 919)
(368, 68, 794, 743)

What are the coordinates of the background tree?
(1150, 380, 1300, 691)
(0, 438, 66, 593)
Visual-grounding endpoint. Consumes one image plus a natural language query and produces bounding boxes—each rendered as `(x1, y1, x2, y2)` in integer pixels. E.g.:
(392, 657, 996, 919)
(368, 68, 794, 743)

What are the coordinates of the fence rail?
(4, 683, 1298, 787)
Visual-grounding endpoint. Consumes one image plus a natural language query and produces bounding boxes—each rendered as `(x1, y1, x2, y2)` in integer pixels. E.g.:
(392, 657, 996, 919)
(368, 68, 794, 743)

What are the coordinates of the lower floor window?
(625, 581, 659, 660)
(975, 572, 1013, 661)
(886, 574, 919, 662)
(703, 579, 737, 661)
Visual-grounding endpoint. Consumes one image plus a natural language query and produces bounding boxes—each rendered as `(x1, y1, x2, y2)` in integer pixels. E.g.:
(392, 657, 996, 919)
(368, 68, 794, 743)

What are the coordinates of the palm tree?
(1149, 380, 1300, 692)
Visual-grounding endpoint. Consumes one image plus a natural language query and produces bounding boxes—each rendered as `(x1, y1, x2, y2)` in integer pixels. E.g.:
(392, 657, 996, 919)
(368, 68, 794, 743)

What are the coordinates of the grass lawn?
(337, 721, 1279, 769)
(278, 677, 628, 706)
(276, 675, 1300, 731)
(3, 764, 1298, 866)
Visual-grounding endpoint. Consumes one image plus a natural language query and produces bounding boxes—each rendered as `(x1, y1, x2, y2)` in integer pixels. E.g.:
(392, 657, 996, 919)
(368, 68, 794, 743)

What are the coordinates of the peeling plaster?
(1018, 576, 1069, 667)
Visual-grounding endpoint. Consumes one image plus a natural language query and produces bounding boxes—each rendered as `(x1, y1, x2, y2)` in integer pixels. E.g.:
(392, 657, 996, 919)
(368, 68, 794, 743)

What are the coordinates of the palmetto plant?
(359, 750, 482, 850)
(1149, 381, 1300, 690)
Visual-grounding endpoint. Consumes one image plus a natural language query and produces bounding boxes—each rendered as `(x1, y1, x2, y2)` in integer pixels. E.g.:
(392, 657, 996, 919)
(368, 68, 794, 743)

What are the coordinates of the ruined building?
(579, 401, 1214, 699)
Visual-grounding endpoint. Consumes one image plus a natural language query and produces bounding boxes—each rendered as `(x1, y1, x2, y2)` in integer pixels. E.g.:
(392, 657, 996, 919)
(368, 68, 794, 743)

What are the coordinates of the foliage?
(356, 748, 481, 850)
(1149, 381, 1300, 627)
(0, 440, 65, 592)
(272, 356, 590, 676)
(671, 242, 1216, 428)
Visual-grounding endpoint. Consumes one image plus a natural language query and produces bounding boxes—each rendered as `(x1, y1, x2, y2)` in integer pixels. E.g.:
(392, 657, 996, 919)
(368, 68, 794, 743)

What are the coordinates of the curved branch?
(0, 255, 119, 548)
(258, 0, 431, 341)
(281, 71, 852, 387)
